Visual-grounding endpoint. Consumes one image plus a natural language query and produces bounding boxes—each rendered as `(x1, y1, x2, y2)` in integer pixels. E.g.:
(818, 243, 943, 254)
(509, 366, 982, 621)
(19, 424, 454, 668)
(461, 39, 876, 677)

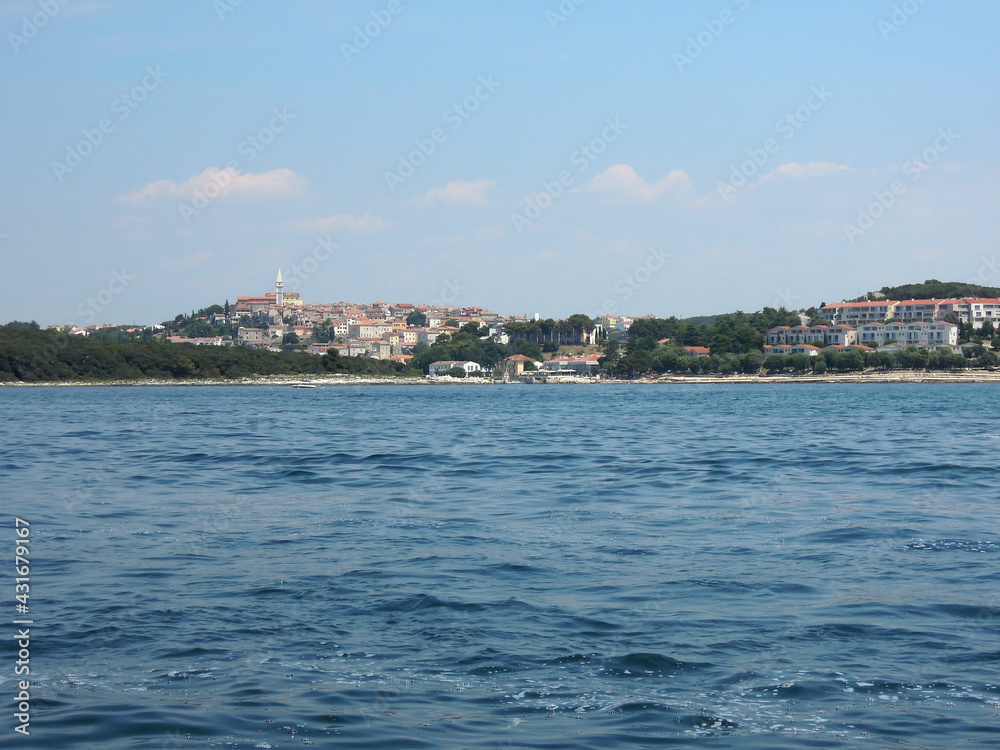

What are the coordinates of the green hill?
(876, 279, 1000, 301)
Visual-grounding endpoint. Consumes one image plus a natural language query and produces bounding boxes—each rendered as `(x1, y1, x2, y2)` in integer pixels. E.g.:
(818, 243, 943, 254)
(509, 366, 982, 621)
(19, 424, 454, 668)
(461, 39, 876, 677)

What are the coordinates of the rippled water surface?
(2, 384, 999, 748)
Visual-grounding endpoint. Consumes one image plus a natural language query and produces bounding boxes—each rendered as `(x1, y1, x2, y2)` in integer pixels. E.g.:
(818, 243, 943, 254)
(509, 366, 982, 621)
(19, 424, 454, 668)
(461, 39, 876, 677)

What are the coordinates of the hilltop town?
(8, 274, 1000, 382)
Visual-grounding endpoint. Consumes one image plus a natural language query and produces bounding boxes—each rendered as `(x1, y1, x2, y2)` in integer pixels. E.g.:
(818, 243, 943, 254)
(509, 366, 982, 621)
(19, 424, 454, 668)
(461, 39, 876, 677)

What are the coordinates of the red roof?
(823, 300, 899, 308)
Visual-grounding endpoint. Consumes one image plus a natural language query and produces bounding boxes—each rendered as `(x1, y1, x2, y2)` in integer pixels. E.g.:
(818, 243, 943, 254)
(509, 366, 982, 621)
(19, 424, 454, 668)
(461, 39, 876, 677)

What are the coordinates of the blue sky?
(2, 0, 998, 325)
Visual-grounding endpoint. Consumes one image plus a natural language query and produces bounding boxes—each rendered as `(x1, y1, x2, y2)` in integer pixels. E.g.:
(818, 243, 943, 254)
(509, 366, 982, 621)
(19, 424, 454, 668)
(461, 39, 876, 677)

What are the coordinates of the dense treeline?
(502, 314, 596, 347)
(602, 343, 996, 377)
(877, 279, 1000, 301)
(0, 327, 409, 382)
(598, 309, 999, 376)
(626, 309, 802, 353)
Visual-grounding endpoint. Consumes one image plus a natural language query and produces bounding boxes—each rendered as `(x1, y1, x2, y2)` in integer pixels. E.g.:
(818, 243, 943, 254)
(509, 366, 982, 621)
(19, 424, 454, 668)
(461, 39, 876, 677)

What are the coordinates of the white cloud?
(288, 213, 390, 233)
(416, 179, 494, 206)
(121, 167, 305, 205)
(759, 162, 851, 184)
(575, 164, 693, 202)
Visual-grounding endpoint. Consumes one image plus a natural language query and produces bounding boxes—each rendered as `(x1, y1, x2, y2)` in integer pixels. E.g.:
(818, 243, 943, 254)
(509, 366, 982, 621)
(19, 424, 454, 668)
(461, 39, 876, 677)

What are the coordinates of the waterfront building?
(819, 300, 899, 325)
(856, 321, 958, 346)
(427, 360, 483, 377)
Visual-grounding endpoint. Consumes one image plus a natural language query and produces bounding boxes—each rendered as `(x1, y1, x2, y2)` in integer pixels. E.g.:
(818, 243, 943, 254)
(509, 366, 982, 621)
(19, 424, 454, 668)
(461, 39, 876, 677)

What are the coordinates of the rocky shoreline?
(3, 370, 1000, 387)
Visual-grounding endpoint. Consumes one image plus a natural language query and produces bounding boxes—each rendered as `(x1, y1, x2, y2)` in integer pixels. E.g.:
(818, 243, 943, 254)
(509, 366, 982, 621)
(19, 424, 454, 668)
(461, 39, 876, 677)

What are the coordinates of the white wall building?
(936, 298, 1000, 329)
(237, 327, 267, 345)
(541, 355, 602, 374)
(348, 320, 393, 339)
(767, 325, 857, 346)
(763, 344, 821, 357)
(856, 321, 958, 347)
(428, 360, 482, 376)
(819, 301, 899, 325)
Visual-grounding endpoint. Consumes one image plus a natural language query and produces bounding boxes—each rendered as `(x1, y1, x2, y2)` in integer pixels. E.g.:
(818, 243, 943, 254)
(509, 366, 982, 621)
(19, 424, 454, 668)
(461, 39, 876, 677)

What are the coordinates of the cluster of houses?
(157, 270, 622, 369)
(71, 270, 995, 371)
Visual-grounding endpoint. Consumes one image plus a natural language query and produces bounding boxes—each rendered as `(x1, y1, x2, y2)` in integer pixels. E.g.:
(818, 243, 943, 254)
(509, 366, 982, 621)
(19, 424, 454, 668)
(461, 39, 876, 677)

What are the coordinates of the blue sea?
(2, 384, 999, 748)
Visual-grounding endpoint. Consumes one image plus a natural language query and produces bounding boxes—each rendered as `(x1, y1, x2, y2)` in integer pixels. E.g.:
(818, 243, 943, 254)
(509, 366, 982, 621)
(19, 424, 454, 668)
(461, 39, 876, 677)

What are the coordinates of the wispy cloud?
(416, 179, 495, 206)
(759, 161, 851, 184)
(121, 167, 305, 205)
(574, 164, 693, 202)
(287, 212, 391, 233)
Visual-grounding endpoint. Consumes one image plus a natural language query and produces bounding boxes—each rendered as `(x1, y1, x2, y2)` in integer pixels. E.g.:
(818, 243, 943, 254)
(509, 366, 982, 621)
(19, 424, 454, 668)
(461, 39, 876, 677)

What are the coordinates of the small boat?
(292, 381, 318, 389)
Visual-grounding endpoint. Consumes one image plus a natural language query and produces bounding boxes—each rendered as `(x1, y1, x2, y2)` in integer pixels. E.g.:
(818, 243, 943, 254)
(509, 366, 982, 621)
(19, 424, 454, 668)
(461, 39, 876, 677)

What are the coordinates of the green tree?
(406, 310, 427, 327)
(739, 350, 764, 374)
(717, 353, 740, 375)
(763, 356, 786, 374)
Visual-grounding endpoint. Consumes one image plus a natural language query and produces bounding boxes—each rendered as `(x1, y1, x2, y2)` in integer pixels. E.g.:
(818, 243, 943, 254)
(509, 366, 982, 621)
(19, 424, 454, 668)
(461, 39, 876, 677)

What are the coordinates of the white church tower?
(275, 268, 284, 308)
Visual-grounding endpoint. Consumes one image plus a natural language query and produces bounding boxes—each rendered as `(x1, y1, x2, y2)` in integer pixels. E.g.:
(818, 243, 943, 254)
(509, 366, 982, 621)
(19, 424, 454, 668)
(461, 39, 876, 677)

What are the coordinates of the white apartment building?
(894, 299, 944, 322)
(822, 297, 1000, 329)
(763, 344, 821, 357)
(936, 299, 1000, 329)
(427, 360, 482, 376)
(819, 301, 899, 324)
(766, 325, 857, 346)
(856, 321, 958, 347)
(347, 320, 393, 339)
